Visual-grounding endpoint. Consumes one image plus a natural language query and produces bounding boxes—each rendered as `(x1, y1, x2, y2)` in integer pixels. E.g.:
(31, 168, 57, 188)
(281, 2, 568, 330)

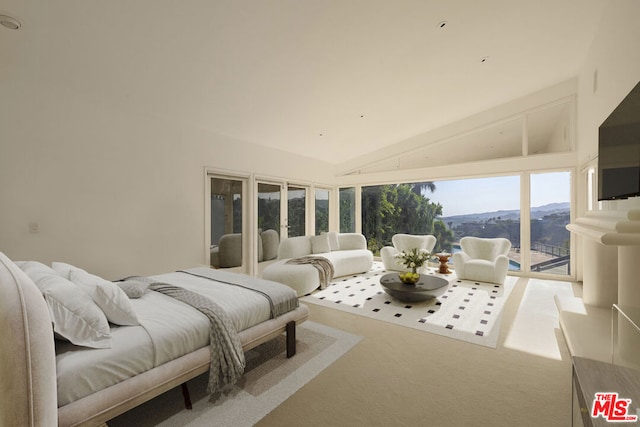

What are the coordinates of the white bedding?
(151, 270, 273, 333)
(56, 270, 282, 406)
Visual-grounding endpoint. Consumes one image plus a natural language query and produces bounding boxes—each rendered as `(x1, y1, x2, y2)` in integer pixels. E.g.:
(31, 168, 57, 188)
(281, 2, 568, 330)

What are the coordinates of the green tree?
(315, 199, 329, 235)
(287, 196, 305, 237)
(362, 183, 445, 255)
(432, 219, 455, 253)
(258, 197, 280, 232)
(339, 188, 356, 233)
(411, 181, 437, 196)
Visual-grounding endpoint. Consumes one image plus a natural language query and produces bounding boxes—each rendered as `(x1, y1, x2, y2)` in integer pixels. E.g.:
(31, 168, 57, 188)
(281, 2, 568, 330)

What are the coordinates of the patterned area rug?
(302, 262, 517, 348)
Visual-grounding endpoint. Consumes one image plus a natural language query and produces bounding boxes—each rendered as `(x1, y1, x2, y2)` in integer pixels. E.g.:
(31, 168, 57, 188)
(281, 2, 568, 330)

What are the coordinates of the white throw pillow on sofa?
(53, 262, 139, 326)
(323, 231, 341, 251)
(19, 261, 112, 349)
(310, 234, 331, 254)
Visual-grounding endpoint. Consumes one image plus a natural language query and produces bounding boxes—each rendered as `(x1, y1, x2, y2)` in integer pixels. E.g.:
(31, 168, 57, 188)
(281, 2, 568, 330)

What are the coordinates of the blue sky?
(426, 172, 571, 217)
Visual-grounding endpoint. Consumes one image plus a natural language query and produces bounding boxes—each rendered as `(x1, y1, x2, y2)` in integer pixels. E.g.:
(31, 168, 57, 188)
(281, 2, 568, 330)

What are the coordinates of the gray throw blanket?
(286, 256, 335, 289)
(127, 278, 245, 399)
(178, 268, 299, 318)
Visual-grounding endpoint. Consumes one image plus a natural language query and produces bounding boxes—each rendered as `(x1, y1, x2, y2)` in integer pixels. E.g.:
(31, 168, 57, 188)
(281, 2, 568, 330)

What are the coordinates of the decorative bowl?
(399, 272, 419, 285)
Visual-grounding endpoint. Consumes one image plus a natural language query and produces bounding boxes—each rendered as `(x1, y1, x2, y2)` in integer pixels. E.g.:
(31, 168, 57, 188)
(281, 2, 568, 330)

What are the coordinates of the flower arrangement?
(395, 248, 431, 274)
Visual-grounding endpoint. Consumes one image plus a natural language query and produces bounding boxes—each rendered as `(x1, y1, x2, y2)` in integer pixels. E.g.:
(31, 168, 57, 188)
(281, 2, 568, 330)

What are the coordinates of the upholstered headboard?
(0, 251, 58, 426)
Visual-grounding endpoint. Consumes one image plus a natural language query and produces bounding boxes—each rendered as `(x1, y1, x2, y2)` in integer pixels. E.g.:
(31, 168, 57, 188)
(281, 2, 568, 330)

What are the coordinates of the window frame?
(339, 168, 575, 280)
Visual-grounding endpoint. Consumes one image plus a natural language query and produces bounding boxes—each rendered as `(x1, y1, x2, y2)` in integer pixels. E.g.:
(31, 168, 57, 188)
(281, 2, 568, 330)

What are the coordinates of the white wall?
(0, 79, 333, 279)
(545, 106, 572, 154)
(576, 0, 640, 215)
(569, 0, 640, 281)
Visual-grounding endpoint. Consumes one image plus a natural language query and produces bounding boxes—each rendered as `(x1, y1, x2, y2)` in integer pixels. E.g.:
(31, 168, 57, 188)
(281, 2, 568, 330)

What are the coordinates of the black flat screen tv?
(598, 80, 640, 201)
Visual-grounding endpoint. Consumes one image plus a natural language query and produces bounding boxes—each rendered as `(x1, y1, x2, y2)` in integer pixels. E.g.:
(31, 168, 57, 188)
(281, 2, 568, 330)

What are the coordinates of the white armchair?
(381, 234, 437, 272)
(451, 237, 512, 285)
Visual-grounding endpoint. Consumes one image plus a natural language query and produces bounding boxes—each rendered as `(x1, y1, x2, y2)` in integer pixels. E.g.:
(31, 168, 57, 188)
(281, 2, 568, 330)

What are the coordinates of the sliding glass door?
(208, 172, 332, 274)
(258, 182, 310, 239)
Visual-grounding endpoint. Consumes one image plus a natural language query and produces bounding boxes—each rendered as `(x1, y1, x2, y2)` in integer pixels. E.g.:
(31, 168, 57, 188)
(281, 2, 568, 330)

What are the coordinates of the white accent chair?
(380, 234, 437, 273)
(451, 237, 512, 285)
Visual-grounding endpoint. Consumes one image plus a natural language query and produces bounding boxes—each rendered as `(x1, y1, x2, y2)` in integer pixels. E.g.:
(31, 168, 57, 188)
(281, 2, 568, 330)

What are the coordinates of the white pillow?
(310, 234, 331, 254)
(324, 231, 341, 251)
(19, 262, 112, 349)
(52, 262, 139, 326)
(19, 260, 59, 276)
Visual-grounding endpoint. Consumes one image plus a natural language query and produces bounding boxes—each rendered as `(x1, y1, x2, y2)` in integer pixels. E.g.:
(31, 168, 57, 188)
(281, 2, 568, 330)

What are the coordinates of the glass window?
(361, 177, 521, 270)
(530, 172, 571, 276)
(258, 183, 281, 235)
(287, 185, 306, 237)
(315, 188, 330, 235)
(361, 183, 446, 255)
(429, 176, 521, 271)
(339, 187, 356, 233)
(210, 177, 244, 269)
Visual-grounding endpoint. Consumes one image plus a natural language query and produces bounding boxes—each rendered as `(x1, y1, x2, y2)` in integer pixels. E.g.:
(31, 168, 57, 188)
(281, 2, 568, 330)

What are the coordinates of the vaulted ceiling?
(1, 0, 605, 166)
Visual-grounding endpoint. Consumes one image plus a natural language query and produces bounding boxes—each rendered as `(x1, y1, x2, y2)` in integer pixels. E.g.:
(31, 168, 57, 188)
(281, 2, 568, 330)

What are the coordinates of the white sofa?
(262, 232, 373, 296)
(451, 237, 512, 285)
(380, 234, 437, 272)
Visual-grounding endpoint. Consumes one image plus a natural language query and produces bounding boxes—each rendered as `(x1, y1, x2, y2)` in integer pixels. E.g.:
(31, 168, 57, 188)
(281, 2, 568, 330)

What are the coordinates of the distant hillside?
(440, 202, 570, 227)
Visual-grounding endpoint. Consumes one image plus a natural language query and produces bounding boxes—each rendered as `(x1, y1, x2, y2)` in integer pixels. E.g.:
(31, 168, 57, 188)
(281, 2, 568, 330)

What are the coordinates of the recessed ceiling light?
(0, 15, 21, 30)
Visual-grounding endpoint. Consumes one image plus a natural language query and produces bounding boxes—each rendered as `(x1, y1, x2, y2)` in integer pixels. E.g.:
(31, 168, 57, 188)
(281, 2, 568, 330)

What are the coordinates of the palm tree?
(409, 181, 436, 196)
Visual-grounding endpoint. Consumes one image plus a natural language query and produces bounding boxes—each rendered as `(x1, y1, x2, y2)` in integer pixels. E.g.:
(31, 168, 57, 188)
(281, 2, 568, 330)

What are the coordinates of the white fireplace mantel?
(567, 209, 640, 246)
(558, 208, 640, 363)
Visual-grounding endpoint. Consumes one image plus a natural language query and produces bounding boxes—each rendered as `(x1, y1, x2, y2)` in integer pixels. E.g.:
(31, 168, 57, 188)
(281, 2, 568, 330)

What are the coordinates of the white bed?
(0, 253, 309, 427)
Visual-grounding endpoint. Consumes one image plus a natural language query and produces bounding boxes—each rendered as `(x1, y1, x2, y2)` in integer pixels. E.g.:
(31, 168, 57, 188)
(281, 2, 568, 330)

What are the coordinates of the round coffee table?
(379, 273, 449, 302)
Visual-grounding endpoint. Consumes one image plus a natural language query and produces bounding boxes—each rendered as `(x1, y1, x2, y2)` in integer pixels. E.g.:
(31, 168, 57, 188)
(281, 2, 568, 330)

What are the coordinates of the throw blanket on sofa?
(178, 267, 299, 318)
(286, 256, 335, 290)
(143, 280, 246, 398)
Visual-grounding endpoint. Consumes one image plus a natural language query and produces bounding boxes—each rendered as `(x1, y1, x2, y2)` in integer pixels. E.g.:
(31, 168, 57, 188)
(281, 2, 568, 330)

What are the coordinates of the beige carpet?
(258, 276, 575, 427)
(108, 321, 361, 427)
